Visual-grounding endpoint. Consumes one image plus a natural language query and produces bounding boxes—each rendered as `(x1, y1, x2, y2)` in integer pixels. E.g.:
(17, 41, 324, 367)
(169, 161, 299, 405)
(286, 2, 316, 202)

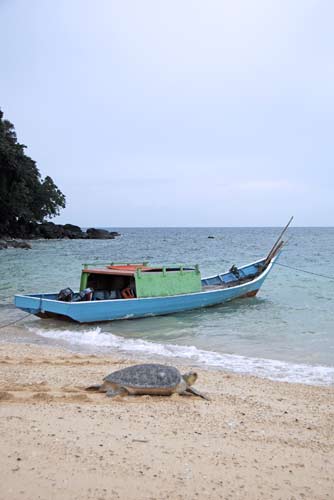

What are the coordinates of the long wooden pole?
(265, 216, 294, 264)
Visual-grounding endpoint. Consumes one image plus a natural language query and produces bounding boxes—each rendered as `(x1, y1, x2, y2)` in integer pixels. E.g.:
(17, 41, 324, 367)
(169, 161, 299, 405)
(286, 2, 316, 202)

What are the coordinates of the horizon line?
(76, 225, 334, 229)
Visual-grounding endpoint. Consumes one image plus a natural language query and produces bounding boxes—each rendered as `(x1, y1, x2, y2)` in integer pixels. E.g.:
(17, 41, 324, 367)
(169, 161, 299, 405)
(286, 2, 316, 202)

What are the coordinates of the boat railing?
(81, 261, 200, 270)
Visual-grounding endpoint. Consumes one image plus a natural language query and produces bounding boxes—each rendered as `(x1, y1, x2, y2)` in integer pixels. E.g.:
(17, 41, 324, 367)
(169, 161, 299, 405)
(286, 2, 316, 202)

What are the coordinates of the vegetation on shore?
(0, 108, 66, 238)
(0, 109, 120, 243)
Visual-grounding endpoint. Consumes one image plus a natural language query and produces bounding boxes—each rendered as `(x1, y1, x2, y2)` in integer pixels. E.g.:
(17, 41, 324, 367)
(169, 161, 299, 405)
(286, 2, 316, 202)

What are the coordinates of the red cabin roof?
(107, 264, 153, 272)
(82, 263, 156, 276)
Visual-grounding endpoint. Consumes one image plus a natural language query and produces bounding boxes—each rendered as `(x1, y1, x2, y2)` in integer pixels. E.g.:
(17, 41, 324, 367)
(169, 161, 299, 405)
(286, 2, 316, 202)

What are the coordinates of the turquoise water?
(0, 227, 333, 385)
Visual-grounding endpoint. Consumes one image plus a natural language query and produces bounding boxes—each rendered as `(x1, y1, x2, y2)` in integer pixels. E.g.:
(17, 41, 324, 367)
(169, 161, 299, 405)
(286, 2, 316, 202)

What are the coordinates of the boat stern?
(14, 293, 71, 318)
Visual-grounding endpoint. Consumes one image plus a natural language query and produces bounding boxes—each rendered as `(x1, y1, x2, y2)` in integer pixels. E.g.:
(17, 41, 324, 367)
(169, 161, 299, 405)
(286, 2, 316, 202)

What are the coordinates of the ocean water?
(0, 227, 333, 385)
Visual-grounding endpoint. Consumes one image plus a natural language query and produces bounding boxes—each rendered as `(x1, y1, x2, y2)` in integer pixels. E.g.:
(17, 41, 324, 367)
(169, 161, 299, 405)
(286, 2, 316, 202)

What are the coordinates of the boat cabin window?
(86, 273, 136, 299)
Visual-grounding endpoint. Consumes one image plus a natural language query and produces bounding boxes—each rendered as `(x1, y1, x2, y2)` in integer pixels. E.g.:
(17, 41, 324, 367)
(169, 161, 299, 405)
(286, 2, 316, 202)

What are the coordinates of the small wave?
(30, 326, 334, 386)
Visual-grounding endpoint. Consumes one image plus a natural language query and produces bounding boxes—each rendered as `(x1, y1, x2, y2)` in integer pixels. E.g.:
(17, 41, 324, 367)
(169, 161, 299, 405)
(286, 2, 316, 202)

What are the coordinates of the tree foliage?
(0, 109, 66, 236)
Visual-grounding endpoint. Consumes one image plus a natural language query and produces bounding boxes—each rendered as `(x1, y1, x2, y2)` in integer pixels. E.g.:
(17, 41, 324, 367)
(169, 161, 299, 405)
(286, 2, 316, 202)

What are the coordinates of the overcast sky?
(1, 0, 333, 226)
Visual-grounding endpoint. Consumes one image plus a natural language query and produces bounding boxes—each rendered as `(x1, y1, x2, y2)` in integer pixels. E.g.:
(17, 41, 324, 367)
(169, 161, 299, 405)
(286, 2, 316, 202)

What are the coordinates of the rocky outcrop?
(0, 221, 120, 241)
(37, 222, 88, 239)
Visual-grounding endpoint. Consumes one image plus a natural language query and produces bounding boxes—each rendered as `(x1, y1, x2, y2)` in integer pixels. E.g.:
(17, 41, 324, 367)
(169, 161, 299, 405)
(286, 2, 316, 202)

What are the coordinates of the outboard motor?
(57, 288, 74, 302)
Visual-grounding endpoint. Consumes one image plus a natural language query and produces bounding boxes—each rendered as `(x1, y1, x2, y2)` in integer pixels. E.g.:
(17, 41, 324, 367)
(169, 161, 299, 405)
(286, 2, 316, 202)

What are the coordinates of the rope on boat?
(0, 313, 33, 330)
(274, 262, 334, 280)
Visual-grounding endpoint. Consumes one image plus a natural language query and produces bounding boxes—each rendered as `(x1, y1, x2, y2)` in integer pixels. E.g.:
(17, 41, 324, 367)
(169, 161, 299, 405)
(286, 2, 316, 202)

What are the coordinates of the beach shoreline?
(0, 335, 333, 499)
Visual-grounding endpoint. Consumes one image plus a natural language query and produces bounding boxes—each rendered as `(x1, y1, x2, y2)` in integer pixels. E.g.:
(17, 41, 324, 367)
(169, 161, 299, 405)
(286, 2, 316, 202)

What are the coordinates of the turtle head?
(182, 371, 198, 386)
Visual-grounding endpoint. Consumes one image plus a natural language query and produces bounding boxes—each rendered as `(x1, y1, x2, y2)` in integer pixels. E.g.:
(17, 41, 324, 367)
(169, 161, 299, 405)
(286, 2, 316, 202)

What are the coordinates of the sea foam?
(30, 326, 334, 387)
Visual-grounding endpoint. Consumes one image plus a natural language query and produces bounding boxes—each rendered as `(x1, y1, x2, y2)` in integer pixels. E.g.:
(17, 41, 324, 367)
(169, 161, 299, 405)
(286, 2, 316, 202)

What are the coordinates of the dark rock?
(62, 224, 86, 239)
(86, 228, 116, 239)
(1, 240, 31, 249)
(10, 240, 32, 249)
(63, 224, 82, 233)
(38, 222, 65, 239)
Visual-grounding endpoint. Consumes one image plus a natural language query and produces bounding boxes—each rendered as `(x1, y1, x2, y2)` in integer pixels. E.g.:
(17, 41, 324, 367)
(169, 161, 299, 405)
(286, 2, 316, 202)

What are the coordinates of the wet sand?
(0, 331, 333, 500)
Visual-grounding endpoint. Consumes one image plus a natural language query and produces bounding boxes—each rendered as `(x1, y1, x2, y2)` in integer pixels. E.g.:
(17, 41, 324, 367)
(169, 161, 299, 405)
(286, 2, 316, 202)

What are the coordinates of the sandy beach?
(0, 329, 333, 500)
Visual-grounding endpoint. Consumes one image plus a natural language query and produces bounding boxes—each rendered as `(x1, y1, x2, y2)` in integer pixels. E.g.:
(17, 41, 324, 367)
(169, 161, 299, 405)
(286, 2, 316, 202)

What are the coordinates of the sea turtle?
(86, 363, 210, 400)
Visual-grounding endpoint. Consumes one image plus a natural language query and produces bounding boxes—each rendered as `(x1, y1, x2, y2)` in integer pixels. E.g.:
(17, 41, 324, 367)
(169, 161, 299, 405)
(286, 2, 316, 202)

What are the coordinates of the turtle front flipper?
(106, 386, 128, 398)
(185, 387, 210, 401)
(85, 384, 102, 392)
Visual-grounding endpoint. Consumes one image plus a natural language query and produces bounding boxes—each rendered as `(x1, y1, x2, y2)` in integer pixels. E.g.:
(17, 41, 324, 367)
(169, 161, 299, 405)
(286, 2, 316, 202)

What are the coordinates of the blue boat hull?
(14, 257, 276, 323)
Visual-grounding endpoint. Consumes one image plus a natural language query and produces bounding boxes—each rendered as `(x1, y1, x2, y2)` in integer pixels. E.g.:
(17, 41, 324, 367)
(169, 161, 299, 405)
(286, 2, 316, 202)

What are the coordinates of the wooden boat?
(14, 219, 292, 323)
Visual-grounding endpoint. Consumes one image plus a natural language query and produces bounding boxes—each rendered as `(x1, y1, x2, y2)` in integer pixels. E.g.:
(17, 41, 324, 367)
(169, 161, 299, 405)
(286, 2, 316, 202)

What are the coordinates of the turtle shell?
(103, 364, 181, 389)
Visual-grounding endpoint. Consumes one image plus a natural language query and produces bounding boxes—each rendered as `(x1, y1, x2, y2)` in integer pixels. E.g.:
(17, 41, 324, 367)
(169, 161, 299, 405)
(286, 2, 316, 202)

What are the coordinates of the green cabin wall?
(80, 272, 89, 291)
(135, 269, 201, 298)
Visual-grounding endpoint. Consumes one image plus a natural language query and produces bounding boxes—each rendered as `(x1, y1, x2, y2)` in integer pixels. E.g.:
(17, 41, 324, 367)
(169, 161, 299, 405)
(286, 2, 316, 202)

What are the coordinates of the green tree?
(0, 109, 66, 236)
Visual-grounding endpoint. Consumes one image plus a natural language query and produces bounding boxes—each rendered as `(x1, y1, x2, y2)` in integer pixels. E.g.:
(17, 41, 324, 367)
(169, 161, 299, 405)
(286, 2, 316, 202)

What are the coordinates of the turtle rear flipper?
(185, 387, 210, 401)
(106, 386, 128, 398)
